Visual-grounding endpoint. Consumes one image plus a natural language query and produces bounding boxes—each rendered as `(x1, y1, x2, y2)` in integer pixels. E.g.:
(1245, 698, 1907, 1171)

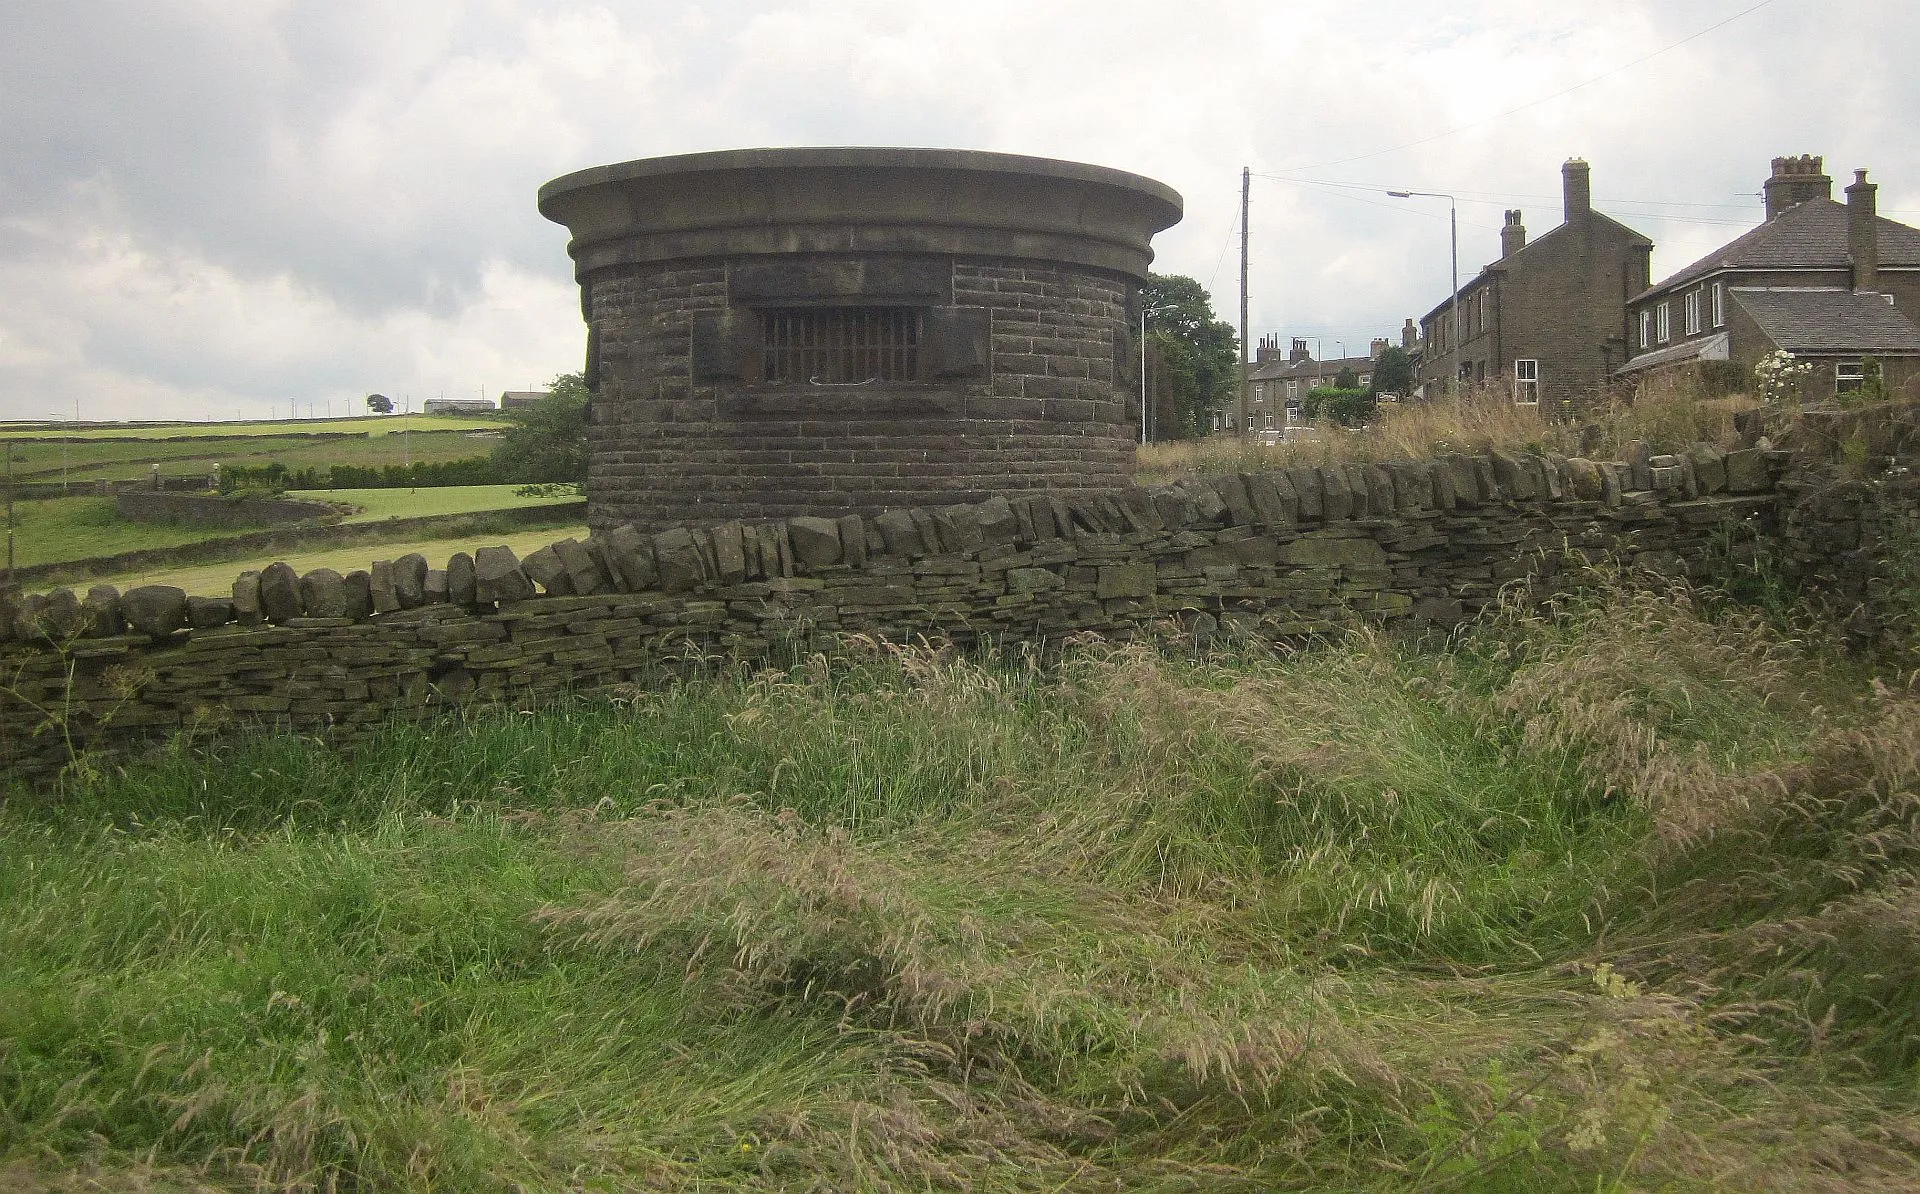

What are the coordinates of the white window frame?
(1513, 359, 1539, 405)
(1638, 309, 1653, 349)
(1245, 414, 1256, 432)
(1836, 360, 1865, 394)
(1254, 384, 1265, 403)
(1263, 411, 1277, 429)
(1684, 290, 1701, 336)
(1285, 402, 1303, 426)
(1286, 379, 1300, 399)
(1710, 282, 1725, 329)
(1656, 302, 1671, 344)
(1210, 410, 1222, 432)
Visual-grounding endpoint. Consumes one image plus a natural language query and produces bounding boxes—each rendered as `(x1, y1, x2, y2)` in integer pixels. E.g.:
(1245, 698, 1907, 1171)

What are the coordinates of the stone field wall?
(1, 442, 1816, 786)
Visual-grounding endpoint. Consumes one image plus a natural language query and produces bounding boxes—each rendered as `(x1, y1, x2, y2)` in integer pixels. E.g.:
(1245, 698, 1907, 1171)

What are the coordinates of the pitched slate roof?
(1246, 354, 1376, 383)
(1730, 288, 1920, 356)
(1638, 199, 1920, 301)
(1420, 212, 1654, 324)
(1614, 331, 1730, 376)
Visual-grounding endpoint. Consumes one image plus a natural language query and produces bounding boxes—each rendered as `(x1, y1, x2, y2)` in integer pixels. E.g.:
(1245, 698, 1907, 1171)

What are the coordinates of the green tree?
(490, 373, 589, 483)
(1142, 274, 1239, 438)
(1369, 346, 1414, 397)
(1334, 365, 1360, 390)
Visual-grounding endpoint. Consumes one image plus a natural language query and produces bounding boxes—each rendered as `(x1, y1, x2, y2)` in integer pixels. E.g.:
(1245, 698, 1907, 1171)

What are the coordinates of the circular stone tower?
(537, 147, 1182, 530)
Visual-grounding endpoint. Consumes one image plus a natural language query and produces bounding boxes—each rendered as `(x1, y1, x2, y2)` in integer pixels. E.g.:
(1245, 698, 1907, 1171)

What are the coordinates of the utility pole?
(5, 440, 15, 583)
(1238, 165, 1250, 439)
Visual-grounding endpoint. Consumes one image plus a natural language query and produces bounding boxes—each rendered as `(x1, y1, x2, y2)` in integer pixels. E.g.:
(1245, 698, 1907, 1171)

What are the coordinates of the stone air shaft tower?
(537, 147, 1183, 530)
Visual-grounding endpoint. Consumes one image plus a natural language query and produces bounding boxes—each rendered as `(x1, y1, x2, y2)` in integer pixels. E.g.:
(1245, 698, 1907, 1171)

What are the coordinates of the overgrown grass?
(1137, 386, 1758, 485)
(3, 576, 1918, 1190)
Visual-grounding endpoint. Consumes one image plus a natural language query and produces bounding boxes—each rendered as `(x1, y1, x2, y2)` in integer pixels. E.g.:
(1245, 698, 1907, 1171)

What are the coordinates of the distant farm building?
(422, 398, 498, 416)
(500, 391, 548, 410)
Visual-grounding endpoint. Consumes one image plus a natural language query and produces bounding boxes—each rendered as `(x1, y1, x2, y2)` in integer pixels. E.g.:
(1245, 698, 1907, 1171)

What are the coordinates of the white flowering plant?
(1752, 350, 1813, 406)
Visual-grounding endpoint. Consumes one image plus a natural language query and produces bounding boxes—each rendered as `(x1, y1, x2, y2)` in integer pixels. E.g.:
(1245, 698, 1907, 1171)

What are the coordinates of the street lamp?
(1388, 190, 1459, 396)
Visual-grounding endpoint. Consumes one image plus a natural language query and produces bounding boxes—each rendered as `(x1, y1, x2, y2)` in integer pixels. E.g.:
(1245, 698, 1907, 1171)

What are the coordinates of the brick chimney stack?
(1255, 333, 1279, 364)
(1763, 154, 1831, 220)
(1370, 338, 1389, 359)
(1562, 159, 1591, 224)
(1847, 168, 1879, 293)
(1288, 337, 1311, 365)
(1501, 209, 1527, 257)
(1402, 318, 1418, 350)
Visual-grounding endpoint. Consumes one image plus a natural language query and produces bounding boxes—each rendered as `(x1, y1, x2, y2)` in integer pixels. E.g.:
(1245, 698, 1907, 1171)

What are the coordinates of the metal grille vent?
(760, 307, 920, 384)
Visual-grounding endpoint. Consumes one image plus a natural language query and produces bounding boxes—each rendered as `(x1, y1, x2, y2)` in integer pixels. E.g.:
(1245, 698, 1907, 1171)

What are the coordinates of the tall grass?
(1137, 386, 1757, 484)
(3, 572, 1918, 1190)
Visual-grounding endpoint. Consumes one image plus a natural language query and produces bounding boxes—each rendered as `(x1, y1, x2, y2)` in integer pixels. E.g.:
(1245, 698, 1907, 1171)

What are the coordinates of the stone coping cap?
(538, 146, 1184, 219)
(538, 146, 1183, 278)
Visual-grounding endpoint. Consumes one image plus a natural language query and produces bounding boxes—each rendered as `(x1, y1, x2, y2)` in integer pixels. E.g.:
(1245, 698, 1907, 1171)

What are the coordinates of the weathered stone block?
(604, 525, 658, 590)
(1244, 471, 1295, 525)
(522, 546, 574, 595)
(554, 538, 608, 595)
(653, 528, 707, 591)
(1097, 562, 1155, 599)
(976, 496, 1020, 544)
(1285, 467, 1323, 519)
(343, 571, 374, 618)
(394, 553, 429, 608)
(424, 569, 450, 604)
(259, 563, 303, 623)
(1008, 566, 1065, 593)
(788, 516, 845, 566)
(123, 585, 190, 638)
(233, 570, 264, 625)
(874, 509, 924, 555)
(369, 560, 400, 613)
(1688, 444, 1727, 494)
(299, 569, 352, 619)
(474, 546, 536, 603)
(1566, 458, 1604, 501)
(187, 595, 234, 629)
(710, 523, 749, 583)
(1724, 448, 1769, 493)
(1319, 467, 1353, 520)
(447, 553, 477, 605)
(81, 586, 124, 637)
(1282, 536, 1387, 568)
(837, 515, 869, 568)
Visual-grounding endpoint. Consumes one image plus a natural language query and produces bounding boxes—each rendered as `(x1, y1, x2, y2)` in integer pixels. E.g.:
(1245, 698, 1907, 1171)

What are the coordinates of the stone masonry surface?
(2, 444, 1817, 786)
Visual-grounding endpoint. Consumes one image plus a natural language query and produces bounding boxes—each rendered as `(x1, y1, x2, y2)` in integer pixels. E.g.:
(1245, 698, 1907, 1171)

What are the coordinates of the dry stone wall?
(0, 445, 1797, 786)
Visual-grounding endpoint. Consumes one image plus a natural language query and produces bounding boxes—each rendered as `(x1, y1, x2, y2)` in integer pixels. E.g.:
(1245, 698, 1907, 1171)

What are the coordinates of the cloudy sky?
(2, 0, 1914, 423)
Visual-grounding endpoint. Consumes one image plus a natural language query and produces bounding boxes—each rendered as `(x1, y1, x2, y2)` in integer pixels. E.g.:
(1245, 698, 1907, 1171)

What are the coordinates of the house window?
(1246, 415, 1256, 431)
(1710, 283, 1725, 329)
(1210, 410, 1222, 432)
(760, 307, 921, 383)
(1263, 412, 1276, 429)
(1684, 290, 1701, 336)
(1639, 309, 1653, 349)
(1254, 384, 1265, 403)
(1656, 302, 1671, 344)
(1514, 359, 1540, 405)
(1836, 360, 1865, 394)
(1286, 379, 1300, 399)
(1285, 403, 1302, 426)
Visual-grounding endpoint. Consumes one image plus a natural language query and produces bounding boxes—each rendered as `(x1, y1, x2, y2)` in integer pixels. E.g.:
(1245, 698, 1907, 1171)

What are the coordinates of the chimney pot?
(1847, 167, 1879, 292)
(1764, 153, 1831, 220)
(1562, 159, 1591, 223)
(1501, 209, 1528, 257)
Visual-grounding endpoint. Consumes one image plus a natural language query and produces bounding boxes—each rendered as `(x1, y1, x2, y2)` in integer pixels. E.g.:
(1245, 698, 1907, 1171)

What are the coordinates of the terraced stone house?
(1413, 159, 1654, 414)
(1620, 155, 1920, 400)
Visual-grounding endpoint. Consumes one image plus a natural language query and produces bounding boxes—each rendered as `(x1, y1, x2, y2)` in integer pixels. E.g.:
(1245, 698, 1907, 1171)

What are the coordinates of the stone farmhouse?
(1232, 335, 1388, 438)
(1619, 156, 1920, 400)
(1413, 160, 1653, 413)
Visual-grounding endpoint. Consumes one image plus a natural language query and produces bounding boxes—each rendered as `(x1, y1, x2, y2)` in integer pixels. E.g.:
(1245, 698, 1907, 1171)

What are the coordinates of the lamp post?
(1388, 190, 1459, 395)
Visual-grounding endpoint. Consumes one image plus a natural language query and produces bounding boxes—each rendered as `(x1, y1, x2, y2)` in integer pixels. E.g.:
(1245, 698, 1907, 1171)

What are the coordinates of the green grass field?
(79, 523, 590, 596)
(1, 429, 497, 484)
(2, 577, 1917, 1190)
(291, 484, 579, 524)
(4, 497, 235, 569)
(0, 414, 504, 441)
